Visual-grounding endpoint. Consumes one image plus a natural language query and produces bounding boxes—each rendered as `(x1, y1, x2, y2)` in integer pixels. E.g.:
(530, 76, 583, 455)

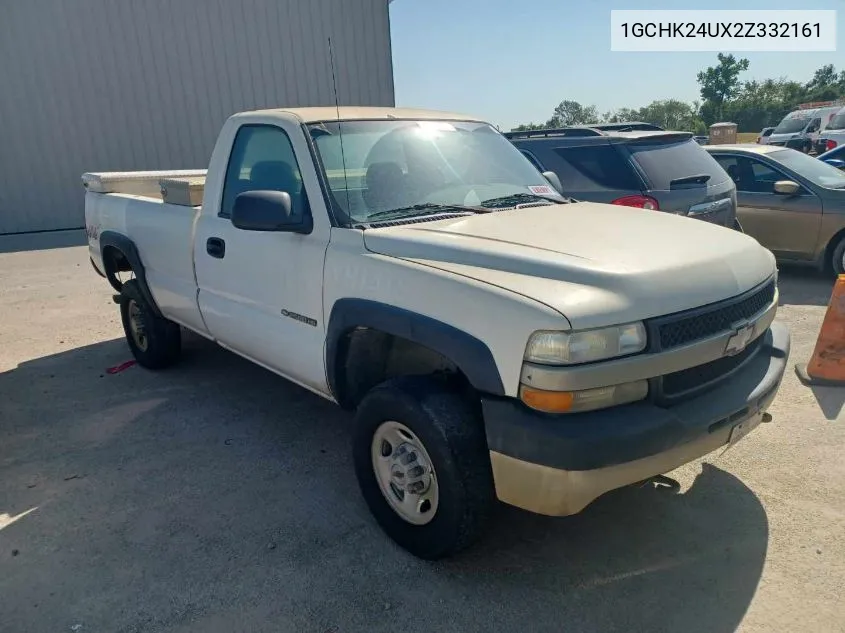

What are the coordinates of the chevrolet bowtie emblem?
(725, 323, 754, 356)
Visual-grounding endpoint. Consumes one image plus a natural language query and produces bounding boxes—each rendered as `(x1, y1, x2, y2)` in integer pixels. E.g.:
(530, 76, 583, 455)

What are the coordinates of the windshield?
(773, 116, 811, 134)
(770, 149, 845, 188)
(827, 110, 845, 131)
(308, 119, 561, 224)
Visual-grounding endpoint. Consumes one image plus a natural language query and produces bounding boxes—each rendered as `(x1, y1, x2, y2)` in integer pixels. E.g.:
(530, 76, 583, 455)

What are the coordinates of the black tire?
(119, 279, 182, 369)
(352, 376, 494, 560)
(831, 236, 845, 276)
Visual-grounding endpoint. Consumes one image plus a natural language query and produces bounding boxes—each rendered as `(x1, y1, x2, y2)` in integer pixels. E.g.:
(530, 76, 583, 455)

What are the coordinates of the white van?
(815, 106, 845, 154)
(768, 105, 842, 153)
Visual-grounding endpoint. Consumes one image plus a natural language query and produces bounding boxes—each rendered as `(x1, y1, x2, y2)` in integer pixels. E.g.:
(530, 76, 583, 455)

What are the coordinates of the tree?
(510, 122, 548, 132)
(603, 107, 639, 123)
(807, 64, 838, 91)
(602, 101, 704, 132)
(723, 77, 805, 131)
(697, 53, 750, 124)
(803, 64, 845, 102)
(509, 61, 843, 135)
(548, 100, 600, 127)
(638, 99, 700, 131)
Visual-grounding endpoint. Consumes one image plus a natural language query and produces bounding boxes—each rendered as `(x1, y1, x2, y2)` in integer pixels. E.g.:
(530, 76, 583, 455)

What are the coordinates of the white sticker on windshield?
(529, 185, 556, 196)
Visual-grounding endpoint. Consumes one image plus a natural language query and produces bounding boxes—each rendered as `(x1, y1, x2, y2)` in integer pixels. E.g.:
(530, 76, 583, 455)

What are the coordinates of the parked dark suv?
(505, 127, 739, 229)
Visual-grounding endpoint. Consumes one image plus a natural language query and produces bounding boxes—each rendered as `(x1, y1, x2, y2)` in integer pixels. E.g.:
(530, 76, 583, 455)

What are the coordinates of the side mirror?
(773, 180, 801, 196)
(824, 158, 845, 171)
(231, 190, 312, 233)
(541, 171, 563, 194)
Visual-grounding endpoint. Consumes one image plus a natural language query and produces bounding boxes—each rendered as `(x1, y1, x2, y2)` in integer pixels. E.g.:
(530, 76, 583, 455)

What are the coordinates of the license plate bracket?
(728, 412, 763, 448)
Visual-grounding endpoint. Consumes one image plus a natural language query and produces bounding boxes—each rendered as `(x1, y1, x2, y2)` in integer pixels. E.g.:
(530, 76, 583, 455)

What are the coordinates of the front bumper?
(483, 322, 790, 516)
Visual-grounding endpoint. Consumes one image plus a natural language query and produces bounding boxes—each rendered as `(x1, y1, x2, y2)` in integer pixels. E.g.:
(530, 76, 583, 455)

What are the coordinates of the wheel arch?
(821, 226, 845, 272)
(326, 299, 505, 409)
(99, 231, 162, 317)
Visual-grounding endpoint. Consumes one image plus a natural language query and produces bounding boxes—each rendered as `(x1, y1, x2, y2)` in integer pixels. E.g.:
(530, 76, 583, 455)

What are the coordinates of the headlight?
(524, 322, 647, 365)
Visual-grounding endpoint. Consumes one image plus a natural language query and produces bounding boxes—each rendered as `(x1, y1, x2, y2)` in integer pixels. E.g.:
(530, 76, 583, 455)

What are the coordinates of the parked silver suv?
(506, 128, 739, 229)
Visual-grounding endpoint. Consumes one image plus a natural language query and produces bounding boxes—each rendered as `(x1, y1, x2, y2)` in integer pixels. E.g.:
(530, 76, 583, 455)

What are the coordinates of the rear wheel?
(119, 279, 182, 369)
(352, 376, 494, 560)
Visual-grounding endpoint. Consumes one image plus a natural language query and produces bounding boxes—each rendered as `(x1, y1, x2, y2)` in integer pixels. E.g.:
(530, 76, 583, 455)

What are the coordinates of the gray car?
(506, 128, 738, 229)
(705, 144, 845, 274)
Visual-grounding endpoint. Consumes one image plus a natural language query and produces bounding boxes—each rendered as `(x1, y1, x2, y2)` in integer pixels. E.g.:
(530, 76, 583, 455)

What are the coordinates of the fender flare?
(99, 231, 162, 317)
(325, 298, 505, 400)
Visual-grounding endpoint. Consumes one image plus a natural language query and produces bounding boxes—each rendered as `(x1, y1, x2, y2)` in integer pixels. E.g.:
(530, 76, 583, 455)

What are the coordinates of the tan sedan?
(705, 144, 845, 274)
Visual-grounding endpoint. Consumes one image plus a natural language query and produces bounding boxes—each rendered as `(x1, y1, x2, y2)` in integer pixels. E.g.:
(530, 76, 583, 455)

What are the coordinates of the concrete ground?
(1, 232, 843, 633)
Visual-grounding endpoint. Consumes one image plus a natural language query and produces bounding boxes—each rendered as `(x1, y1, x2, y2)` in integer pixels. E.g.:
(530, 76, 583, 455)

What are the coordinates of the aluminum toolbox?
(159, 176, 206, 207)
(81, 169, 207, 198)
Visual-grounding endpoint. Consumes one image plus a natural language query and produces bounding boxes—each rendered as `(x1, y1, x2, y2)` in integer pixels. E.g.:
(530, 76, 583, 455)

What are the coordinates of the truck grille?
(660, 336, 763, 399)
(652, 279, 776, 350)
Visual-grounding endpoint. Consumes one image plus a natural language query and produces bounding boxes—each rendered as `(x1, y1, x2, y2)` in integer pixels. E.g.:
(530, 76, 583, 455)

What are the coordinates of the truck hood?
(362, 202, 776, 329)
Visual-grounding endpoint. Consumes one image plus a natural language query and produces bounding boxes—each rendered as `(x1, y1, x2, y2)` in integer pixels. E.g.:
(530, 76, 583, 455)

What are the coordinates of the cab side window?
(221, 125, 309, 220)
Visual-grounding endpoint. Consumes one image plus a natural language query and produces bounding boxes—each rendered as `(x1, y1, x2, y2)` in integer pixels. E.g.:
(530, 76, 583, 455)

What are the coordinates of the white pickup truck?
(85, 107, 790, 559)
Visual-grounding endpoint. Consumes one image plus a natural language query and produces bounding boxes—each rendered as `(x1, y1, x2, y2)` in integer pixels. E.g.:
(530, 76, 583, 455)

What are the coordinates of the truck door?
(193, 120, 331, 395)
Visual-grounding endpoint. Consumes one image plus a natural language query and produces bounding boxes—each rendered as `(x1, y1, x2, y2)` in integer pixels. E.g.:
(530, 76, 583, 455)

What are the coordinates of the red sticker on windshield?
(529, 185, 555, 195)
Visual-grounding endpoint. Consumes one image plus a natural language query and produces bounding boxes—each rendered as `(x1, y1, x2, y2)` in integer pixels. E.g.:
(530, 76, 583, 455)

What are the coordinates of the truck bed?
(82, 169, 207, 203)
(85, 179, 207, 335)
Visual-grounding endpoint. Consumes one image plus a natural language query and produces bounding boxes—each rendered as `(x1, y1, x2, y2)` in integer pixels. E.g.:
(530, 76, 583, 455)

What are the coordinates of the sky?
(389, 0, 844, 130)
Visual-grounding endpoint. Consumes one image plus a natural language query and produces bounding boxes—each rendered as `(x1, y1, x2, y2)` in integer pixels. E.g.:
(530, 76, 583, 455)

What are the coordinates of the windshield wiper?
(480, 193, 571, 208)
(365, 203, 489, 222)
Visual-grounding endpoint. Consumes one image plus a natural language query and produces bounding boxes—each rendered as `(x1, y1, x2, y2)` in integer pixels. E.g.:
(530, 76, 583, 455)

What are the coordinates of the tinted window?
(769, 149, 845, 189)
(746, 159, 790, 193)
(827, 110, 845, 131)
(713, 154, 804, 193)
(713, 155, 741, 185)
(774, 116, 810, 134)
(221, 125, 307, 219)
(627, 138, 730, 190)
(550, 145, 641, 191)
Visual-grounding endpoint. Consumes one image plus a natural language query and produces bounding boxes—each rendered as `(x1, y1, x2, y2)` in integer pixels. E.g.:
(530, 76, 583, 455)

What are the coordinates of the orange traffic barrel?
(795, 274, 845, 386)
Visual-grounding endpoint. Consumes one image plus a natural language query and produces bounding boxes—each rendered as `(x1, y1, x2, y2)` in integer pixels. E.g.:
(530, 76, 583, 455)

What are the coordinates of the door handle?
(206, 237, 226, 259)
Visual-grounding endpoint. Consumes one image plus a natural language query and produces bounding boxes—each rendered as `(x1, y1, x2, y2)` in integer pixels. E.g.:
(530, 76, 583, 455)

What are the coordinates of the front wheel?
(352, 376, 494, 560)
